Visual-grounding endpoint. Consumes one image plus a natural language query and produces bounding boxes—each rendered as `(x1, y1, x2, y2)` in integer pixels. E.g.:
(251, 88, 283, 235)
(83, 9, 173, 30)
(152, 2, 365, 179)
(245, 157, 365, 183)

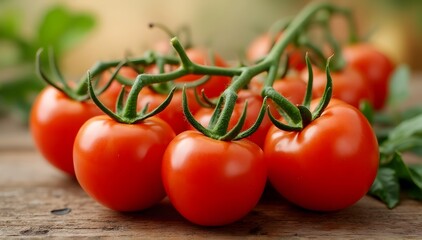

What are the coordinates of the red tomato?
(272, 76, 307, 105)
(176, 48, 231, 98)
(249, 75, 307, 106)
(246, 32, 306, 71)
(30, 87, 103, 176)
(192, 89, 271, 148)
(343, 44, 395, 109)
(304, 65, 374, 109)
(137, 88, 200, 134)
(162, 131, 267, 226)
(264, 99, 379, 211)
(98, 66, 138, 110)
(73, 115, 175, 212)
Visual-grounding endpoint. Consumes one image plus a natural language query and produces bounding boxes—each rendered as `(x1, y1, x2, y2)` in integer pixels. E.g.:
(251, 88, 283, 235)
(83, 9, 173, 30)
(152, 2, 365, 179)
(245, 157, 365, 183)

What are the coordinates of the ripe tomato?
(176, 48, 231, 98)
(304, 65, 374, 109)
(137, 87, 201, 134)
(272, 76, 307, 105)
(343, 44, 395, 109)
(73, 115, 175, 212)
(246, 32, 306, 71)
(192, 89, 271, 148)
(162, 131, 267, 226)
(264, 99, 379, 211)
(98, 66, 138, 110)
(249, 75, 307, 106)
(30, 87, 103, 176)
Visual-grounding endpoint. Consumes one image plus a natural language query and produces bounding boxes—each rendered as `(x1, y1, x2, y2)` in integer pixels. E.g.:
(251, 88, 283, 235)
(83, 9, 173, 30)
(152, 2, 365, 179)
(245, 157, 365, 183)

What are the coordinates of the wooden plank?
(1, 150, 422, 238)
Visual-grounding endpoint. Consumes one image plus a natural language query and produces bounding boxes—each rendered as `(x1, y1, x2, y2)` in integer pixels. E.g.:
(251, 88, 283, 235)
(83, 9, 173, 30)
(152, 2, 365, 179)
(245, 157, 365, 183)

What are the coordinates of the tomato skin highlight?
(73, 115, 175, 212)
(162, 131, 267, 226)
(30, 87, 103, 176)
(343, 44, 395, 110)
(264, 99, 379, 211)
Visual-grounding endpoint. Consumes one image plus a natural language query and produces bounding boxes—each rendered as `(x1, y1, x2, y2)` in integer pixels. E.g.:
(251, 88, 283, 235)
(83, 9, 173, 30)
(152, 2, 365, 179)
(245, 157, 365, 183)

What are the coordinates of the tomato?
(272, 76, 307, 105)
(343, 44, 395, 110)
(249, 75, 307, 106)
(249, 76, 307, 122)
(29, 87, 103, 176)
(73, 115, 175, 212)
(137, 88, 200, 134)
(264, 98, 379, 211)
(246, 32, 306, 71)
(176, 48, 231, 98)
(303, 65, 374, 109)
(98, 66, 138, 110)
(162, 131, 267, 226)
(192, 89, 271, 148)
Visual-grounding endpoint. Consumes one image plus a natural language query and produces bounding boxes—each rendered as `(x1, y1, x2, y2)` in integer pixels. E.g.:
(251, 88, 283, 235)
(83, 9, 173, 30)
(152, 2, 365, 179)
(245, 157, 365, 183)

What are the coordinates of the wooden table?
(1, 77, 422, 239)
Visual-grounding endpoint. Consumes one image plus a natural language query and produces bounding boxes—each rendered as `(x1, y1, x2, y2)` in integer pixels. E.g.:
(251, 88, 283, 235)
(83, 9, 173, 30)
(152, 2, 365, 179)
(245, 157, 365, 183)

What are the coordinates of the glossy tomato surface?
(343, 44, 395, 109)
(264, 99, 379, 211)
(73, 115, 175, 212)
(162, 131, 267, 226)
(30, 87, 103, 176)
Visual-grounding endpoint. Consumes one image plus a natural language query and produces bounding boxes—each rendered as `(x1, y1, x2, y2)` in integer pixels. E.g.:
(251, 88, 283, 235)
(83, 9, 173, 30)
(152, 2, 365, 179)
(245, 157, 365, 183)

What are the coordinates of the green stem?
(122, 68, 186, 119)
(171, 37, 243, 77)
(213, 89, 238, 136)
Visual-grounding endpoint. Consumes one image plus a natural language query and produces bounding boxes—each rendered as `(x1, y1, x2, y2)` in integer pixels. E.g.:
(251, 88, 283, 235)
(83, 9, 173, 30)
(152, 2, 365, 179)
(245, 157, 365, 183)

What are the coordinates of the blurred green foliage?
(0, 4, 96, 123)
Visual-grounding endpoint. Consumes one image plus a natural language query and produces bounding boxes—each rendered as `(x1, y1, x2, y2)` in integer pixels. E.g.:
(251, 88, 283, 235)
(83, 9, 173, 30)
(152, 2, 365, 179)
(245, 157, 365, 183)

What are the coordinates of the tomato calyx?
(87, 71, 176, 124)
(183, 86, 268, 141)
(264, 54, 333, 131)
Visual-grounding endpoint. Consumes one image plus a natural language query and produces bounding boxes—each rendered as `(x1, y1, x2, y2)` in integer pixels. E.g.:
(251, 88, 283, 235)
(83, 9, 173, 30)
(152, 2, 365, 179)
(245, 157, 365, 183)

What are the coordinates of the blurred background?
(1, 0, 421, 123)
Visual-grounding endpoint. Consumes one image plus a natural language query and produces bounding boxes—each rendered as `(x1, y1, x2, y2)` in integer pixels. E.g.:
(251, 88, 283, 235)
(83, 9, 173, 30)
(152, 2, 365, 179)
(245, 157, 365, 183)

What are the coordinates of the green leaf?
(0, 9, 22, 38)
(406, 185, 422, 200)
(359, 100, 374, 124)
(406, 165, 422, 200)
(37, 5, 96, 55)
(408, 164, 422, 187)
(387, 64, 410, 107)
(388, 113, 422, 142)
(384, 152, 422, 188)
(369, 167, 400, 209)
(401, 106, 422, 121)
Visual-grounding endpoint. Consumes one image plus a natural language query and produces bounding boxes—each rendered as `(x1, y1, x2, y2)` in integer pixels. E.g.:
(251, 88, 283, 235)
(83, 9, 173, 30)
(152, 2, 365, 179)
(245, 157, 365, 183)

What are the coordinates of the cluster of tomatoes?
(29, 3, 395, 226)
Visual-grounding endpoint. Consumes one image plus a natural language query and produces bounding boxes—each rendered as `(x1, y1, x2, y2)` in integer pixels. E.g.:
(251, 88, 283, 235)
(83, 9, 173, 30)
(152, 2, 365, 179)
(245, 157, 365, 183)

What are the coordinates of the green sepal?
(267, 106, 302, 132)
(219, 101, 248, 141)
(182, 86, 211, 135)
(311, 56, 333, 120)
(235, 97, 268, 140)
